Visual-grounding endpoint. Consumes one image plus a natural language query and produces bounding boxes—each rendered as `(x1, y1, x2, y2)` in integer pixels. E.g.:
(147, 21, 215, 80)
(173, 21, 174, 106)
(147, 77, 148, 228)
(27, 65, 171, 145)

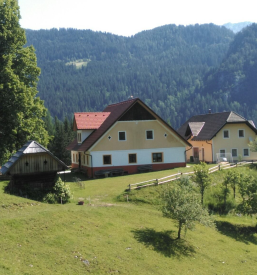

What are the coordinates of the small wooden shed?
(0, 141, 68, 190)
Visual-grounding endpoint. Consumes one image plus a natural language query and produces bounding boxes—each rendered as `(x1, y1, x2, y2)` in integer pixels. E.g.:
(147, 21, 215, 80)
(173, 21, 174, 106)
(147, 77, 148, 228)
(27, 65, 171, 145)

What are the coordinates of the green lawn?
(1, 165, 257, 274)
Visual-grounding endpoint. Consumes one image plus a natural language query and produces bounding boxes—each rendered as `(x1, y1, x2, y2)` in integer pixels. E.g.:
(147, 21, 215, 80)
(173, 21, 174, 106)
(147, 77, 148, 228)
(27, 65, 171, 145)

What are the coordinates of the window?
(118, 131, 126, 141)
(103, 155, 112, 165)
(77, 132, 82, 143)
(239, 130, 244, 138)
(83, 155, 86, 165)
(146, 130, 154, 140)
(223, 130, 229, 138)
(152, 152, 163, 163)
(220, 149, 225, 157)
(129, 154, 137, 163)
(243, 148, 249, 157)
(232, 149, 237, 157)
(73, 153, 75, 162)
(76, 154, 78, 162)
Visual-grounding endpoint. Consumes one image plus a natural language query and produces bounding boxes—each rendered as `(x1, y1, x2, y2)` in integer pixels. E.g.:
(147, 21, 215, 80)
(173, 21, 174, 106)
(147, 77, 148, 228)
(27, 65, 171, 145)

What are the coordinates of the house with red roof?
(67, 98, 191, 177)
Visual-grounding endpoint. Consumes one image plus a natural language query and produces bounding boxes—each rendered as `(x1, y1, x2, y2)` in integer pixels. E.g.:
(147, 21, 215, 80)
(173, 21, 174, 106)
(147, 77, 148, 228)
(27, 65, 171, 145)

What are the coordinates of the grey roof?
(0, 141, 68, 175)
(177, 111, 257, 141)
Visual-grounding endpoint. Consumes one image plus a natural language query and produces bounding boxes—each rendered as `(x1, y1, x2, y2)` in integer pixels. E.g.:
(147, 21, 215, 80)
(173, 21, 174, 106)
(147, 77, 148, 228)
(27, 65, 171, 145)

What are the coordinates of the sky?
(18, 0, 257, 37)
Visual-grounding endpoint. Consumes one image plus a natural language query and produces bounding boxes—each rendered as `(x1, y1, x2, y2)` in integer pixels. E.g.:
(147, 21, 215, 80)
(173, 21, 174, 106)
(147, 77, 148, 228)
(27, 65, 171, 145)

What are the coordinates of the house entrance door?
(193, 147, 199, 162)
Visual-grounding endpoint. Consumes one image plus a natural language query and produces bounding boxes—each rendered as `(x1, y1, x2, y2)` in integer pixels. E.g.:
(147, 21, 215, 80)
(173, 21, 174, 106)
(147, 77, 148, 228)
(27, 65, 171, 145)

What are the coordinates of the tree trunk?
(178, 222, 182, 239)
(201, 186, 204, 205)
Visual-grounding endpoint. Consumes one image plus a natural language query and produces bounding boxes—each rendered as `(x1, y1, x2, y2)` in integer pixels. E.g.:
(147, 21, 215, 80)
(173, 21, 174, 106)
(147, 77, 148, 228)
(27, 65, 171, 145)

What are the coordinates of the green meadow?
(1, 165, 257, 275)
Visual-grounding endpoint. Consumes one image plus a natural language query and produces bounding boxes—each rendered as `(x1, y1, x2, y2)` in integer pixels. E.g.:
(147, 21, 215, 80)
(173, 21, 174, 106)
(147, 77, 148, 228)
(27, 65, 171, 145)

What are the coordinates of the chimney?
(208, 109, 211, 114)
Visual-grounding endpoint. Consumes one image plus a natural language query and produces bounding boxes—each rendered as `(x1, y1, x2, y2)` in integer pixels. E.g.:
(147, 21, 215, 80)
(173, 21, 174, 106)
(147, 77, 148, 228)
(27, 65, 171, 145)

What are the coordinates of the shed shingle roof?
(177, 111, 257, 141)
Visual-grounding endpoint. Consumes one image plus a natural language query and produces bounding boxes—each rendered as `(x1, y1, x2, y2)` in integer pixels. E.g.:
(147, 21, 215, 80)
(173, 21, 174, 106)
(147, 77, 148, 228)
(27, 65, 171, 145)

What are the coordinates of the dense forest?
(25, 23, 257, 129)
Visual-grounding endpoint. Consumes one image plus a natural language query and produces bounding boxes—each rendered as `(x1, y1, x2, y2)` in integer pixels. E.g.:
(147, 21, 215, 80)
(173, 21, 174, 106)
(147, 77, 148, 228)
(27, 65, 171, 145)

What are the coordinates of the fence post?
(156, 179, 159, 186)
(129, 184, 131, 191)
(219, 165, 221, 171)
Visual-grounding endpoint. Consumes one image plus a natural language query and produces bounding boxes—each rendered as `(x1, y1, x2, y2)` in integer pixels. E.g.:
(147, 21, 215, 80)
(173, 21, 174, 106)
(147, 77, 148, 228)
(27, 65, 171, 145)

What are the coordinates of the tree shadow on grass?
(216, 221, 257, 244)
(132, 228, 195, 258)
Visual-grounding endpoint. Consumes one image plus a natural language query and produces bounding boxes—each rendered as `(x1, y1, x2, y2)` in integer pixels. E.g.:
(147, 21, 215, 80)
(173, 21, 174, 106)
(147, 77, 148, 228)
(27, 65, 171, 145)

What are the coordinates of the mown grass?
(1, 165, 257, 274)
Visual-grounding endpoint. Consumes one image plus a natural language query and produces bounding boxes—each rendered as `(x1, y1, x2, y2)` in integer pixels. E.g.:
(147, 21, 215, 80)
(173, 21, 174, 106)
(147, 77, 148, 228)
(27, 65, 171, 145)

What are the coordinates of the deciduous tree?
(0, 0, 49, 162)
(160, 178, 215, 239)
(193, 162, 211, 205)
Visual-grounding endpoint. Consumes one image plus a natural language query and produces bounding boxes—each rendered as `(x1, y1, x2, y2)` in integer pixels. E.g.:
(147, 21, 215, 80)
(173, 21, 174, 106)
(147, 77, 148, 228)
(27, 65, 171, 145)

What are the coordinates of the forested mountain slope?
(202, 23, 257, 124)
(25, 24, 235, 128)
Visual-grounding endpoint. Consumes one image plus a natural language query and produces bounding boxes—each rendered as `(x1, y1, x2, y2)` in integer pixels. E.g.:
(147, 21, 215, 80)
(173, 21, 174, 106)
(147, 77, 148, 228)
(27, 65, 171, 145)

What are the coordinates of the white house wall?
(91, 147, 185, 167)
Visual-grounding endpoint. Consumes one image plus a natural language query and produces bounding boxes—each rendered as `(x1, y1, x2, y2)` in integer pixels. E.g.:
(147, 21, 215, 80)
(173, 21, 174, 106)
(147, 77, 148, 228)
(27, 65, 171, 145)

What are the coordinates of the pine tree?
(0, 0, 49, 161)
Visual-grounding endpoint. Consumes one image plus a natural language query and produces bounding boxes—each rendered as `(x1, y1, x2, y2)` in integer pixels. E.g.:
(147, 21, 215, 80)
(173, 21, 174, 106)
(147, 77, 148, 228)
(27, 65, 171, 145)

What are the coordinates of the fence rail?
(128, 161, 257, 190)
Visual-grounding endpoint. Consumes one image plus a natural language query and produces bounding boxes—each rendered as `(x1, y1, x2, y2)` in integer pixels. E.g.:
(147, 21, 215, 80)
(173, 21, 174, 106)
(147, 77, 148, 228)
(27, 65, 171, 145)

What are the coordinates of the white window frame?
(146, 130, 154, 140)
(238, 129, 245, 138)
(77, 131, 82, 143)
(118, 131, 126, 141)
(223, 130, 229, 139)
(243, 148, 249, 157)
(231, 148, 238, 157)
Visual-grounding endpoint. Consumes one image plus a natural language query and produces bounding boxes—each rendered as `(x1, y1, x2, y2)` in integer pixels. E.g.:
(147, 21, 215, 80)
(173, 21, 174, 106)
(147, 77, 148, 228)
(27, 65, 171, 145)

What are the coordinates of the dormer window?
(77, 132, 82, 143)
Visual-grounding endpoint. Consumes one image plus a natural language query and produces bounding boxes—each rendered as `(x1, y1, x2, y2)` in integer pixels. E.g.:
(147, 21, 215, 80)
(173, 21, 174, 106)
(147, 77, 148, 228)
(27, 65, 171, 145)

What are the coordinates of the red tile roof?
(74, 112, 111, 130)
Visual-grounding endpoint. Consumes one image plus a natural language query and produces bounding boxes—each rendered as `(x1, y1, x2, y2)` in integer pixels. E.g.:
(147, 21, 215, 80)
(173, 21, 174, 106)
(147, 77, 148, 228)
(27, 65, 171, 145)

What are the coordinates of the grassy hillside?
(1, 166, 257, 274)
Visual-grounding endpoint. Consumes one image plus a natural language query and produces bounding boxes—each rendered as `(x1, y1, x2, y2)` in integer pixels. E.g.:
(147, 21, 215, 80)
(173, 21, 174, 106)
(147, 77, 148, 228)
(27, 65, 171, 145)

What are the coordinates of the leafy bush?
(43, 177, 71, 204)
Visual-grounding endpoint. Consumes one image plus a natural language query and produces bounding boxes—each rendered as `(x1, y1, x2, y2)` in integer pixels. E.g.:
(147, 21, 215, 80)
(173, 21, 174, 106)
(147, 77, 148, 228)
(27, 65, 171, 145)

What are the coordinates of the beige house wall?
(92, 120, 186, 152)
(185, 138, 213, 163)
(213, 123, 257, 161)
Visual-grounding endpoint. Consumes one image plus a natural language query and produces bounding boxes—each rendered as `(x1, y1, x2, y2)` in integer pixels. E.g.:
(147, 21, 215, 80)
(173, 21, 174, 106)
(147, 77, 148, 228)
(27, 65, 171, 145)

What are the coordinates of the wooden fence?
(128, 161, 257, 190)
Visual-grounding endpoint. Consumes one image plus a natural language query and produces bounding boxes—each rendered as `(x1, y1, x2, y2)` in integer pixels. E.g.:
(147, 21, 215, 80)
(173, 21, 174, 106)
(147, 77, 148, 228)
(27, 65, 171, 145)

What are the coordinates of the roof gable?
(188, 122, 205, 136)
(119, 102, 156, 121)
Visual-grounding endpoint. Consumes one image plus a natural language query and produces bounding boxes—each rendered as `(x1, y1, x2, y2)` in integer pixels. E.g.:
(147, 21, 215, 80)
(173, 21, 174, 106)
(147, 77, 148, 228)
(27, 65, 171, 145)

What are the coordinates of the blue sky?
(18, 0, 256, 36)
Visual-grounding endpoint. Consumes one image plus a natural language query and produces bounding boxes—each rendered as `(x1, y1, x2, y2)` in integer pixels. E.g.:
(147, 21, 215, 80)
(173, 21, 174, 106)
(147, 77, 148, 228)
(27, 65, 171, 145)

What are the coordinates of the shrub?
(43, 177, 71, 204)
